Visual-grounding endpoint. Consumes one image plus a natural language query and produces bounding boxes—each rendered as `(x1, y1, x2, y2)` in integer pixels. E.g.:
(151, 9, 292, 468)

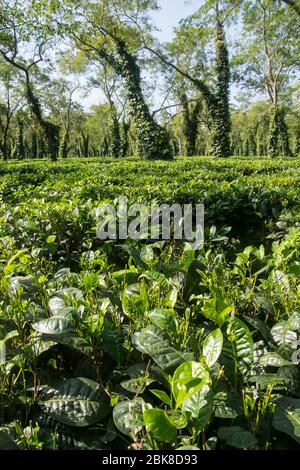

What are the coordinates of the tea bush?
(1, 157, 300, 450)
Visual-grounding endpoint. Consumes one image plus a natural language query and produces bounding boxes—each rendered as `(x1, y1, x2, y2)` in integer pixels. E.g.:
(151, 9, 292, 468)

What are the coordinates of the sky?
(151, 0, 198, 41)
(79, 0, 199, 110)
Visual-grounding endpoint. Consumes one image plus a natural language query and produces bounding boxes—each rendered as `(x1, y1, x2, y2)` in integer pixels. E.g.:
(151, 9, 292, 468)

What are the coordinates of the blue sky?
(151, 0, 198, 41)
(80, 1, 200, 110)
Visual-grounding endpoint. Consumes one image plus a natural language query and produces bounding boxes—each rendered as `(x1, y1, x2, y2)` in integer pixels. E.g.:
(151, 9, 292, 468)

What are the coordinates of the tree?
(42, 77, 81, 159)
(281, 0, 300, 15)
(15, 115, 26, 159)
(60, 0, 173, 160)
(0, 62, 24, 160)
(235, 0, 300, 156)
(108, 104, 121, 158)
(179, 93, 202, 156)
(145, 0, 237, 157)
(0, 0, 60, 160)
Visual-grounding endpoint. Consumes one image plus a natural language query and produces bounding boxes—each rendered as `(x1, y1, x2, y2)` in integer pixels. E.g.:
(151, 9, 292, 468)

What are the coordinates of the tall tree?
(235, 0, 300, 156)
(281, 0, 300, 15)
(0, 62, 23, 160)
(145, 0, 236, 157)
(180, 93, 202, 156)
(15, 115, 26, 159)
(0, 0, 60, 160)
(59, 0, 173, 160)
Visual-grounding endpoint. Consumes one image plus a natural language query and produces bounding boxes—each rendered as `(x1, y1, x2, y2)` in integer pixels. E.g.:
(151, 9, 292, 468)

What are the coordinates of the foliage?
(0, 157, 300, 449)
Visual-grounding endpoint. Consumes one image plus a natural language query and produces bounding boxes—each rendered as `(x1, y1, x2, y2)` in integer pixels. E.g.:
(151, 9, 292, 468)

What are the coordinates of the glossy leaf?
(202, 328, 223, 367)
(113, 398, 152, 436)
(132, 325, 191, 372)
(40, 378, 110, 427)
(143, 409, 177, 443)
(172, 361, 211, 409)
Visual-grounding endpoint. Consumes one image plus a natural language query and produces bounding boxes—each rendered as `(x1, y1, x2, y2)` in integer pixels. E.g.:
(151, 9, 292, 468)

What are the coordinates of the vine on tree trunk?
(25, 83, 59, 161)
(112, 38, 173, 161)
(268, 106, 292, 157)
(109, 106, 121, 158)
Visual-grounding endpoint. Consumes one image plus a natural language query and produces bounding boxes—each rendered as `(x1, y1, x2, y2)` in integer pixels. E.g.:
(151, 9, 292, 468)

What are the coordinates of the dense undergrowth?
(1, 157, 300, 450)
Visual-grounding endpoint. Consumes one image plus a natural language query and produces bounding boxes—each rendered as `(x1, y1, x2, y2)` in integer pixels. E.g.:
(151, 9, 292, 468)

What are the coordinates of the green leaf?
(272, 396, 300, 444)
(140, 245, 154, 265)
(220, 317, 254, 386)
(254, 245, 265, 261)
(102, 328, 125, 365)
(149, 308, 177, 331)
(8, 275, 38, 297)
(259, 352, 293, 367)
(171, 410, 190, 429)
(132, 325, 191, 372)
(287, 312, 300, 331)
(214, 392, 243, 419)
(40, 378, 110, 427)
(48, 296, 67, 315)
(272, 270, 290, 293)
(46, 235, 56, 244)
(183, 386, 213, 435)
(172, 361, 211, 409)
(112, 269, 139, 285)
(278, 366, 300, 397)
(139, 270, 169, 290)
(73, 430, 108, 450)
(150, 389, 172, 406)
(82, 272, 98, 291)
(49, 336, 92, 356)
(143, 409, 177, 443)
(4, 330, 19, 341)
(176, 445, 200, 450)
(113, 398, 152, 436)
(271, 321, 297, 351)
(32, 316, 74, 336)
(248, 373, 285, 388)
(244, 315, 271, 341)
(122, 283, 148, 317)
(202, 329, 223, 367)
(0, 341, 6, 365)
(55, 287, 84, 301)
(121, 377, 155, 394)
(202, 297, 234, 327)
(218, 426, 257, 449)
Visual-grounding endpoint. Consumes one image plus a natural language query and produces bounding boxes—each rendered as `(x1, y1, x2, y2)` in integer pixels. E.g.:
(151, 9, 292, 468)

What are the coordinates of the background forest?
(0, 0, 300, 162)
(2, 0, 300, 453)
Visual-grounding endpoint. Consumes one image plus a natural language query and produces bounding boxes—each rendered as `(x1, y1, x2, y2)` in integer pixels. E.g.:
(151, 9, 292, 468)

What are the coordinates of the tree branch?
(281, 0, 300, 16)
(143, 45, 215, 106)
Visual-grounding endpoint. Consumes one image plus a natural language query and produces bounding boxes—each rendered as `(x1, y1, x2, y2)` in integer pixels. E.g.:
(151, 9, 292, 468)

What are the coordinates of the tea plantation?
(1, 157, 300, 450)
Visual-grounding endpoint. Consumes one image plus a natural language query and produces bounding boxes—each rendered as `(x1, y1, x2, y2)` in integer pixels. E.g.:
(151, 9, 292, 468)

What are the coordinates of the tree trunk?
(109, 105, 121, 158)
(210, 19, 231, 158)
(16, 117, 25, 160)
(59, 129, 69, 159)
(268, 106, 292, 157)
(121, 120, 130, 158)
(112, 39, 173, 160)
(25, 82, 59, 161)
(1, 138, 8, 161)
(181, 93, 202, 156)
(81, 131, 89, 158)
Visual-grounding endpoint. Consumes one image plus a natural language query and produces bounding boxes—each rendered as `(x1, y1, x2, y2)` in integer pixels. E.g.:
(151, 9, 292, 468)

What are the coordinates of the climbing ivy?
(209, 19, 231, 158)
(108, 106, 121, 158)
(111, 38, 173, 160)
(15, 116, 25, 160)
(268, 106, 292, 158)
(180, 93, 202, 156)
(59, 129, 68, 159)
(25, 83, 60, 161)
